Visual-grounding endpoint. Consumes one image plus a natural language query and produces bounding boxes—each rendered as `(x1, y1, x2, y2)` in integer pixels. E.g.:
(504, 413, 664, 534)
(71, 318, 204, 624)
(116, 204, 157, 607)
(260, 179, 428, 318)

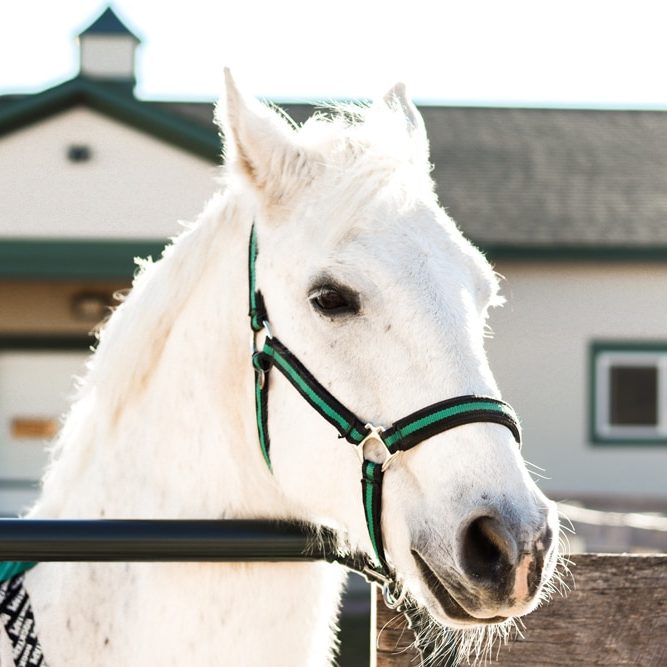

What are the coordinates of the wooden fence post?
(376, 554, 667, 666)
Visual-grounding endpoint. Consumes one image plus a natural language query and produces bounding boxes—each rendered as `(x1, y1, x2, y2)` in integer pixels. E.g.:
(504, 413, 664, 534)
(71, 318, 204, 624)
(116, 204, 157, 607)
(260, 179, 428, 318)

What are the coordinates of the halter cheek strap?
(248, 225, 522, 577)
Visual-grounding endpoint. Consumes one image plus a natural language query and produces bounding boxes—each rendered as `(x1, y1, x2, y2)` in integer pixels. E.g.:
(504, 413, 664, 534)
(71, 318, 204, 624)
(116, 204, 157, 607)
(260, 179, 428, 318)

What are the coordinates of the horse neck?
(25, 191, 349, 667)
(32, 192, 286, 520)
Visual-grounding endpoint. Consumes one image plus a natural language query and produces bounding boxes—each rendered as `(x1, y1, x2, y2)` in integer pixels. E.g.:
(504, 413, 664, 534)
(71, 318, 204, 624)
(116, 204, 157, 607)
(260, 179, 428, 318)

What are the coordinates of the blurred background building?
(1, 4, 666, 549)
(2, 7, 667, 665)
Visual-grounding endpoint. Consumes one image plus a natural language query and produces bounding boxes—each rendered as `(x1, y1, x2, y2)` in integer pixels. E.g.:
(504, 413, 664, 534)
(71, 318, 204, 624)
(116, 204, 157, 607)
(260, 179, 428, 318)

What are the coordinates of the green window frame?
(590, 341, 667, 446)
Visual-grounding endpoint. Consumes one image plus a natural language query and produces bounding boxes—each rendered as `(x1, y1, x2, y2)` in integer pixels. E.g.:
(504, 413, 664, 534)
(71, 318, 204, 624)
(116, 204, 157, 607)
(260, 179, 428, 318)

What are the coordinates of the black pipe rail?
(0, 519, 339, 562)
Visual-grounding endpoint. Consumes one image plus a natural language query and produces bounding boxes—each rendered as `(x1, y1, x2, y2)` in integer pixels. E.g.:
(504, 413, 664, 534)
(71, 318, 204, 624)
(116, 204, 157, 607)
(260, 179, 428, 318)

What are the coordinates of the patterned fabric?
(0, 574, 46, 667)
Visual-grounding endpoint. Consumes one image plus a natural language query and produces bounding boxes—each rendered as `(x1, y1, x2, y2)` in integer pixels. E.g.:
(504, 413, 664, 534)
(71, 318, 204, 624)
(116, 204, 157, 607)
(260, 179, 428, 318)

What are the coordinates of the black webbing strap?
(254, 337, 520, 573)
(257, 338, 520, 454)
(259, 338, 368, 445)
(0, 574, 45, 666)
(247, 223, 522, 575)
(361, 461, 388, 571)
(248, 225, 268, 333)
(249, 226, 272, 466)
(252, 352, 272, 468)
(382, 395, 521, 452)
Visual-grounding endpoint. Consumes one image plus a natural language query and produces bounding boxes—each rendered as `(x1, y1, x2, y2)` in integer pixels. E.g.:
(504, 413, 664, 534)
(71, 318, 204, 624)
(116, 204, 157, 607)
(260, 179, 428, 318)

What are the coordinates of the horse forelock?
(219, 100, 435, 219)
(300, 102, 432, 188)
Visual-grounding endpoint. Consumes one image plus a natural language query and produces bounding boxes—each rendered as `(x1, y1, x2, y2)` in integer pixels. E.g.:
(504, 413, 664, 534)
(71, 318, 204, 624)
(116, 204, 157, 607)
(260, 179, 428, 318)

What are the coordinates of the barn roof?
(157, 101, 667, 257)
(419, 106, 667, 255)
(0, 78, 218, 162)
(3, 78, 667, 258)
(79, 6, 140, 41)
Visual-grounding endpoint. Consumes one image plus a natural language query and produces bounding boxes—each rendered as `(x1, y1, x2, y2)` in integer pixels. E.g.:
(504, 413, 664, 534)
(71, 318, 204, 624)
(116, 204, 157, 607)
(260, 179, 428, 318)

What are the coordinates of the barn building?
(1, 7, 666, 527)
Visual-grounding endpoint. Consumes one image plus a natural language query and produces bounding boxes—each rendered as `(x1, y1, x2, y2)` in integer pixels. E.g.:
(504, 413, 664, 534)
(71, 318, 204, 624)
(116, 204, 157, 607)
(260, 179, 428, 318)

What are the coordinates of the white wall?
(80, 36, 136, 80)
(0, 350, 89, 516)
(0, 107, 218, 239)
(487, 261, 667, 498)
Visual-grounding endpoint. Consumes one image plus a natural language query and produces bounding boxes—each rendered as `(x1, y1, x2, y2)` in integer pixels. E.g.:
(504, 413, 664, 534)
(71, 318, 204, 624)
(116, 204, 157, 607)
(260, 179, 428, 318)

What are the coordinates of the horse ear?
(382, 82, 429, 158)
(217, 69, 309, 202)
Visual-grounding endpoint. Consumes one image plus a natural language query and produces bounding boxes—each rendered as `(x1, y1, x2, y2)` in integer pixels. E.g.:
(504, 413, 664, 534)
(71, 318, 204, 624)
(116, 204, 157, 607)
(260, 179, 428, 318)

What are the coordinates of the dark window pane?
(609, 365, 658, 426)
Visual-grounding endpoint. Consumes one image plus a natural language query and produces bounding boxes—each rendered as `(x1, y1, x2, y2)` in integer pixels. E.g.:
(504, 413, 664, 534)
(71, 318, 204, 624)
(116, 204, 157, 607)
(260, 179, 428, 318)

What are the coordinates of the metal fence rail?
(0, 519, 337, 562)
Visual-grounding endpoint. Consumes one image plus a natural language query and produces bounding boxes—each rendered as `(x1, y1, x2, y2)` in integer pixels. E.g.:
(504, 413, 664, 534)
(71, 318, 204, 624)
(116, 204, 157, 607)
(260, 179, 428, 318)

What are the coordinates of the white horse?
(1, 72, 559, 666)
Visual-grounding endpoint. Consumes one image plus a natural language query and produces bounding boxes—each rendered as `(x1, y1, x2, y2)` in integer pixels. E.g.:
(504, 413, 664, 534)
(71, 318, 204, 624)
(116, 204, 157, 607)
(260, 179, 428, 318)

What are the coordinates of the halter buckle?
(250, 320, 273, 354)
(251, 320, 274, 389)
(252, 351, 273, 390)
(262, 320, 273, 339)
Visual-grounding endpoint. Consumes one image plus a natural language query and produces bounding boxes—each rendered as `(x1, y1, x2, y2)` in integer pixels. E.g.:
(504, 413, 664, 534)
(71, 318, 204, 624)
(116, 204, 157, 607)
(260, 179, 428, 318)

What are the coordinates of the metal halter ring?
(355, 424, 385, 464)
(355, 424, 403, 472)
(252, 352, 272, 390)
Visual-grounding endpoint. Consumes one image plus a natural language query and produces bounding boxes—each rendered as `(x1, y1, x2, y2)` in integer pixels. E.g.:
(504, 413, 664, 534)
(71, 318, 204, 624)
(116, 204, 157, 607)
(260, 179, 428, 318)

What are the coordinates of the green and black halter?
(248, 224, 522, 590)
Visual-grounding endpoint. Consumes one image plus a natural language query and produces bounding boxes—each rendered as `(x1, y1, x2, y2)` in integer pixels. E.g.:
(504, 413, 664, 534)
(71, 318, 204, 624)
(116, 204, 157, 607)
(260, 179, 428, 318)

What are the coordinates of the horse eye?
(309, 285, 359, 316)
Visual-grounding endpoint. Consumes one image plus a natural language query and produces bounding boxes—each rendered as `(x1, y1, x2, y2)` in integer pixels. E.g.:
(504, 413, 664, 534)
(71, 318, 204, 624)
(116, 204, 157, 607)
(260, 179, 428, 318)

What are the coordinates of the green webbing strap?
(247, 223, 522, 573)
(252, 353, 272, 469)
(248, 225, 267, 333)
(260, 338, 368, 445)
(254, 336, 521, 572)
(0, 561, 36, 583)
(382, 396, 521, 452)
(257, 338, 520, 455)
(361, 461, 387, 571)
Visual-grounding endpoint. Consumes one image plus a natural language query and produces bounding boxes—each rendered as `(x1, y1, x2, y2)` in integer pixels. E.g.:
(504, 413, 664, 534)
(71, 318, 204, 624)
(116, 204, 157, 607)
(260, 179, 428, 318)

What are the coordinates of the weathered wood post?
(375, 555, 667, 666)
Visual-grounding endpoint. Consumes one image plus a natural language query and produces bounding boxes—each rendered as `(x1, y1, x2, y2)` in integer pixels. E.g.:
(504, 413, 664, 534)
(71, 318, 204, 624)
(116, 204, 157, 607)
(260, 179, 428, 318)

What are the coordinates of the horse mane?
(61, 100, 441, 438)
(68, 193, 235, 432)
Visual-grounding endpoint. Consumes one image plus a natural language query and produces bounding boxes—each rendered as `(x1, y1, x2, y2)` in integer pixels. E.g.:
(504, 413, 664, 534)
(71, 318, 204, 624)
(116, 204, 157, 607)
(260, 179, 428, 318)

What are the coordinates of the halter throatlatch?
(248, 224, 522, 582)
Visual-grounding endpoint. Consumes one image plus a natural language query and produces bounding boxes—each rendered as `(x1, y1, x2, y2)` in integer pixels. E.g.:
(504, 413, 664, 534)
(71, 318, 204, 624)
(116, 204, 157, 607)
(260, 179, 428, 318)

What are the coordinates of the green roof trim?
(80, 7, 140, 41)
(0, 334, 94, 351)
(4, 238, 667, 281)
(0, 78, 219, 162)
(0, 239, 166, 279)
(479, 243, 667, 262)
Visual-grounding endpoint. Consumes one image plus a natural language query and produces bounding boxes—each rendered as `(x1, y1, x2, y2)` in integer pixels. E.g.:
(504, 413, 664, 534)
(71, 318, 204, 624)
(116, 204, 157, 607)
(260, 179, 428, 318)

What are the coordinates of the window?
(591, 342, 667, 444)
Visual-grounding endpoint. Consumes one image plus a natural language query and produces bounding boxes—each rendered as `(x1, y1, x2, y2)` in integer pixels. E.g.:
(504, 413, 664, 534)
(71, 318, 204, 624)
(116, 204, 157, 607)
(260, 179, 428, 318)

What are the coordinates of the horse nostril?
(460, 515, 518, 582)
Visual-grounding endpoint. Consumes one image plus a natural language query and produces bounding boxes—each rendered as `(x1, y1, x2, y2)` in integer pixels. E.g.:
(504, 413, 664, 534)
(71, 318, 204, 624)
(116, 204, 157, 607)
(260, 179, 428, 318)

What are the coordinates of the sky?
(2, 0, 667, 107)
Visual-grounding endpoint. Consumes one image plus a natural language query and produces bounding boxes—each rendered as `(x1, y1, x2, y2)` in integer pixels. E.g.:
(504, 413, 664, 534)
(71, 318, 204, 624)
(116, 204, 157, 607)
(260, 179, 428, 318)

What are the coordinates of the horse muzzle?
(410, 501, 558, 626)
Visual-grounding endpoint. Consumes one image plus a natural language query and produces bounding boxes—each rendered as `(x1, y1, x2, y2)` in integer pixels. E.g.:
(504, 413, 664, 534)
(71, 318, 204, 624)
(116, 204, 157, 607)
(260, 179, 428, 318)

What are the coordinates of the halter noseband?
(248, 224, 521, 591)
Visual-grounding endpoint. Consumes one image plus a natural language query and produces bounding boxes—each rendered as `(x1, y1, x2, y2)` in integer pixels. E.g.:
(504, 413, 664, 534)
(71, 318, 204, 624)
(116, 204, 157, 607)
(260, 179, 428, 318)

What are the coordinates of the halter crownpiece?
(248, 224, 522, 579)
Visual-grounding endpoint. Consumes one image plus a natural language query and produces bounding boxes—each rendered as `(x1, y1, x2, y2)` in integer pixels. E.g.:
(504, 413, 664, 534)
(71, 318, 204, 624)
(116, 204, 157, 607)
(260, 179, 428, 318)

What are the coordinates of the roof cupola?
(78, 7, 140, 85)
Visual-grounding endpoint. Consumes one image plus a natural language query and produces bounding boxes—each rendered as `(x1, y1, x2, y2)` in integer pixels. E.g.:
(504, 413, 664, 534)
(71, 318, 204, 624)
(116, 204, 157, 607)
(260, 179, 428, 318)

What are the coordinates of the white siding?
(487, 261, 667, 498)
(0, 350, 88, 515)
(0, 107, 217, 239)
(80, 35, 136, 80)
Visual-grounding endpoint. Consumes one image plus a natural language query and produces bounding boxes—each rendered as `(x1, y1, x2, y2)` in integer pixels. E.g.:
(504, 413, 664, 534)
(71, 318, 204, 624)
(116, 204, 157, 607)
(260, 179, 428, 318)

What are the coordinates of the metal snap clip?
(382, 581, 408, 610)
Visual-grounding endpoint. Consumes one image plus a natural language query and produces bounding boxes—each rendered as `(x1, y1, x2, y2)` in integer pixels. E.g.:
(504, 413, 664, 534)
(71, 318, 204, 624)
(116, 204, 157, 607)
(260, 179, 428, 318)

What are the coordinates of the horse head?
(218, 71, 559, 632)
